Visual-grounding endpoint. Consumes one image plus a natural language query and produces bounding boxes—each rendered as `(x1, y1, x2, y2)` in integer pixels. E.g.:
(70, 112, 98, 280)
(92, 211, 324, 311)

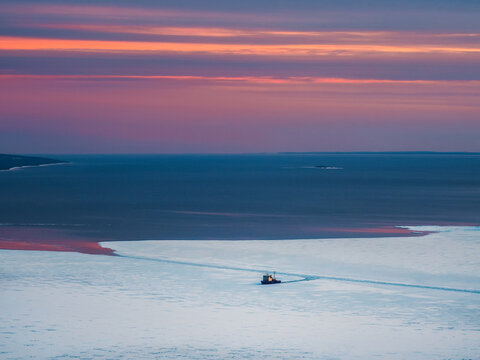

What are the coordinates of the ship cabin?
(261, 272, 281, 285)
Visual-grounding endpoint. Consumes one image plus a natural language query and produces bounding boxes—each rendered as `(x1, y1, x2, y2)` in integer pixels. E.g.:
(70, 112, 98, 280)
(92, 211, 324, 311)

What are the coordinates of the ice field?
(1, 226, 479, 359)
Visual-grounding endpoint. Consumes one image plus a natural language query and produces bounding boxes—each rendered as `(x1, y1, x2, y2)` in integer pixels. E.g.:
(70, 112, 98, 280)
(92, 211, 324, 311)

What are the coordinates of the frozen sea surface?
(1, 226, 480, 359)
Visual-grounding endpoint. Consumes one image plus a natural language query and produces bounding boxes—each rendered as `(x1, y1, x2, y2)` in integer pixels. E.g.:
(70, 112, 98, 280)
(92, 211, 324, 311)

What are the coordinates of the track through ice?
(119, 254, 480, 294)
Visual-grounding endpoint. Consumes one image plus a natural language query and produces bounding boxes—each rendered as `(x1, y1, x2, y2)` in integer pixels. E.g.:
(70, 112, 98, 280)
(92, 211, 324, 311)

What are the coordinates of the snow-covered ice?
(1, 226, 479, 359)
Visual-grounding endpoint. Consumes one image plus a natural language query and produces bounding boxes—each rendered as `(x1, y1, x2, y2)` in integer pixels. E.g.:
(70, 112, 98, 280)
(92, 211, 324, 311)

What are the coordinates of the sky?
(0, 0, 479, 153)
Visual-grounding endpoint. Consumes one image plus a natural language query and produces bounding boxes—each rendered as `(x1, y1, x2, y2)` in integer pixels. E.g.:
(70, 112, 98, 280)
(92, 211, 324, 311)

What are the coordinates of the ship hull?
(261, 280, 281, 285)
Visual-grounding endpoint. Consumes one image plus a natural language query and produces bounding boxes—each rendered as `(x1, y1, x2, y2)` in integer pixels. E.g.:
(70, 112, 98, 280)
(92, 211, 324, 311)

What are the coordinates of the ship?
(261, 272, 281, 285)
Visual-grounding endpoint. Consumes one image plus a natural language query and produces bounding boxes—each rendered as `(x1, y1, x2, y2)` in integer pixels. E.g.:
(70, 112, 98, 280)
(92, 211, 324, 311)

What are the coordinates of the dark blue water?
(0, 154, 479, 241)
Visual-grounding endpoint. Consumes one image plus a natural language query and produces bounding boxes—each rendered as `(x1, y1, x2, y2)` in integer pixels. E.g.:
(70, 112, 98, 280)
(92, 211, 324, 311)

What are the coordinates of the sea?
(0, 153, 479, 241)
(0, 153, 479, 359)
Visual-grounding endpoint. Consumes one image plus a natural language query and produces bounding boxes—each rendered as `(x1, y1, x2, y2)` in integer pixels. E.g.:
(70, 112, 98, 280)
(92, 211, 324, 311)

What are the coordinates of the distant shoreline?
(0, 162, 69, 172)
(0, 154, 67, 172)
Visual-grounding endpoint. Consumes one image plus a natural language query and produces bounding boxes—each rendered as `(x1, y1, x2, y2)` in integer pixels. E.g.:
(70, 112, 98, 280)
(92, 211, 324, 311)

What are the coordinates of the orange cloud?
(1, 36, 479, 56)
(2, 74, 478, 86)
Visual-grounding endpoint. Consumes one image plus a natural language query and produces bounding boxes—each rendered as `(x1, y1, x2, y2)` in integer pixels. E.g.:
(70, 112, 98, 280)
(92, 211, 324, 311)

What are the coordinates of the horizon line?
(5, 151, 480, 157)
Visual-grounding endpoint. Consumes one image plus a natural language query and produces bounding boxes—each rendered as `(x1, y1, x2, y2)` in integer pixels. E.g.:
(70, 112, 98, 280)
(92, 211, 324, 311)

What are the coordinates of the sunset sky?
(1, 0, 479, 153)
